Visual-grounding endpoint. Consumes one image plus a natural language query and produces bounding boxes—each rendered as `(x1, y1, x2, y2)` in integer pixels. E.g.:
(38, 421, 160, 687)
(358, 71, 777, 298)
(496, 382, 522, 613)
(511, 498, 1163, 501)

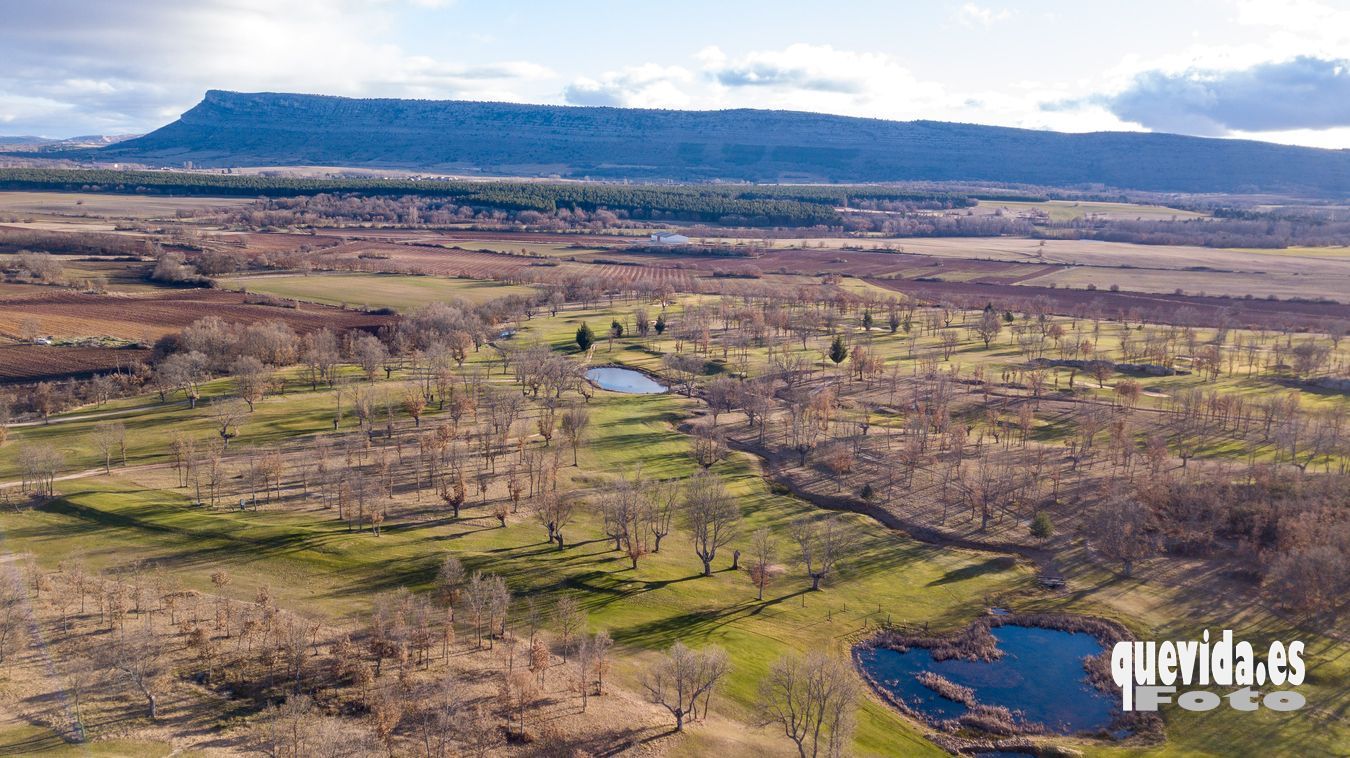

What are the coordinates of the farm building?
(650, 231, 690, 245)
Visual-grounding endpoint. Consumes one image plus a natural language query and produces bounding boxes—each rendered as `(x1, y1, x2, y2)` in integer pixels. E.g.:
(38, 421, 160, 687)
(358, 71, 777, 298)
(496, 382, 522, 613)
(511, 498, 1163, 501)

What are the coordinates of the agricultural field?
(467, 232, 1350, 302)
(969, 199, 1207, 222)
(1018, 265, 1346, 301)
(219, 273, 538, 311)
(0, 287, 393, 344)
(0, 191, 253, 220)
(0, 343, 151, 382)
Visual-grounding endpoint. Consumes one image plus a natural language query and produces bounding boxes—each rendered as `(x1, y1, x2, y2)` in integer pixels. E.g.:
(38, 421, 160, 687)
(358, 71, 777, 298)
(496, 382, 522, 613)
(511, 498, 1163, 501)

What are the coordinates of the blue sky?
(3, 0, 1349, 147)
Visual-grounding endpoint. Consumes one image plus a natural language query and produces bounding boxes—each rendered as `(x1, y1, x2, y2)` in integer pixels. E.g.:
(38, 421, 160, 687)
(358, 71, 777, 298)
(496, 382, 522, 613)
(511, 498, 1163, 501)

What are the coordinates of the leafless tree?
(92, 420, 126, 474)
(974, 308, 1002, 349)
(683, 471, 741, 576)
(746, 528, 780, 601)
(790, 515, 858, 591)
(560, 405, 591, 466)
(100, 630, 168, 719)
(1083, 493, 1157, 577)
(0, 567, 27, 667)
(551, 596, 585, 662)
(532, 491, 577, 548)
(642, 641, 730, 731)
(757, 651, 860, 758)
(646, 479, 678, 553)
(232, 355, 272, 411)
(211, 399, 248, 450)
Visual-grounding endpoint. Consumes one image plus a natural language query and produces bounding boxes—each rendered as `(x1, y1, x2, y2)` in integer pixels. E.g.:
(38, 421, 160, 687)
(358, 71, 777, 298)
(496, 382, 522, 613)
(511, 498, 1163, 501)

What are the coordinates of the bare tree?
(532, 491, 577, 548)
(683, 471, 741, 576)
(642, 641, 730, 731)
(1083, 493, 1156, 577)
(101, 631, 167, 719)
(600, 475, 652, 569)
(757, 651, 860, 758)
(973, 307, 1002, 349)
(232, 355, 272, 411)
(551, 596, 585, 662)
(211, 399, 248, 450)
(646, 479, 678, 553)
(92, 420, 126, 474)
(0, 567, 26, 667)
(560, 405, 591, 466)
(790, 515, 857, 591)
(746, 528, 779, 601)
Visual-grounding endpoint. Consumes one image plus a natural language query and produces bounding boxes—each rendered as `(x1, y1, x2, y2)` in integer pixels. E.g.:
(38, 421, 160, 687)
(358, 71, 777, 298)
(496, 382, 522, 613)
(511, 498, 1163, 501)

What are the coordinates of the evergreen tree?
(828, 335, 848, 365)
(576, 323, 595, 351)
(1030, 511, 1054, 539)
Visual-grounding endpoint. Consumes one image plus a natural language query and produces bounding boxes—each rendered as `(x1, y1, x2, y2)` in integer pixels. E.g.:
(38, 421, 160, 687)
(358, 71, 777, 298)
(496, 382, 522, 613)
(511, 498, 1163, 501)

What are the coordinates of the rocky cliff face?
(95, 90, 1350, 195)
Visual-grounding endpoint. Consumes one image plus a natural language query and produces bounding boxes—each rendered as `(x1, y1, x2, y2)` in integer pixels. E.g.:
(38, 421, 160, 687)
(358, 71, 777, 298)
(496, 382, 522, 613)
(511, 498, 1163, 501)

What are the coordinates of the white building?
(650, 231, 690, 245)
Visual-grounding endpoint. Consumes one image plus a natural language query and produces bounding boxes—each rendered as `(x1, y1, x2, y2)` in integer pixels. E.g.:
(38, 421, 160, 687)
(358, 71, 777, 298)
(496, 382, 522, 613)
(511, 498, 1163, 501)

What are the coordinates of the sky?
(3, 0, 1350, 148)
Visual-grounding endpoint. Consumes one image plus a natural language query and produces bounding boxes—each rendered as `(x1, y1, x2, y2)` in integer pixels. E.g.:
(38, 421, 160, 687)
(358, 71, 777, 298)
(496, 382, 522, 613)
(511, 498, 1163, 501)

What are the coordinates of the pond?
(585, 366, 668, 394)
(857, 625, 1118, 735)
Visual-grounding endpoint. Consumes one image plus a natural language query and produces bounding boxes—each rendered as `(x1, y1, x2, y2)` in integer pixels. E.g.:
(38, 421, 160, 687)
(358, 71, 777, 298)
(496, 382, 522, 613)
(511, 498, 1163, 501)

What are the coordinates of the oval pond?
(586, 367, 668, 394)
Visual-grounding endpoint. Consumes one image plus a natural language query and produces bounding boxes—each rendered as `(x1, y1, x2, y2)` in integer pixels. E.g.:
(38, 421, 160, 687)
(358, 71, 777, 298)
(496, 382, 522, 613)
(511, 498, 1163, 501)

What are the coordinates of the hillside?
(90, 90, 1350, 195)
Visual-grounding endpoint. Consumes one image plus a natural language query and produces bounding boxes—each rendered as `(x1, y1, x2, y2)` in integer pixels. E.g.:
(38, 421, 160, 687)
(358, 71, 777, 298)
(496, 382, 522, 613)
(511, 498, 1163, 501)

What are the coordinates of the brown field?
(0, 285, 394, 362)
(870, 276, 1350, 330)
(0, 191, 253, 219)
(207, 230, 349, 253)
(1019, 265, 1348, 301)
(0, 343, 151, 382)
(310, 241, 700, 289)
(464, 232, 1348, 299)
(220, 230, 1350, 328)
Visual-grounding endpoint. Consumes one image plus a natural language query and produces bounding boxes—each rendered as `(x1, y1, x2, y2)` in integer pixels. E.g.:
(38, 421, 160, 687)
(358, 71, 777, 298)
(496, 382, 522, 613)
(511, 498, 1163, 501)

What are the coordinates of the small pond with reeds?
(856, 624, 1118, 735)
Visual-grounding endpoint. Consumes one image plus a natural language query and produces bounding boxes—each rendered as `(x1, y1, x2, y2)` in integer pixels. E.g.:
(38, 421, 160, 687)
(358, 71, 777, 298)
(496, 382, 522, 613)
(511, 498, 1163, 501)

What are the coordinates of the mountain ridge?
(89, 90, 1350, 196)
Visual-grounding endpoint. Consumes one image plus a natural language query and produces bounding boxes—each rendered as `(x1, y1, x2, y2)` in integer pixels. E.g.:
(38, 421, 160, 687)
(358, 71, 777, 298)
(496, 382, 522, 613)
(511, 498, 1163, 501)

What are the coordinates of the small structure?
(649, 231, 690, 246)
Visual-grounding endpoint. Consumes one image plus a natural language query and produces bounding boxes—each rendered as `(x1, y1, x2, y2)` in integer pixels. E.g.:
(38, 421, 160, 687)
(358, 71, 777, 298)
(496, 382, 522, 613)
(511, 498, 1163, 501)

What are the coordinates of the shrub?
(1030, 511, 1054, 539)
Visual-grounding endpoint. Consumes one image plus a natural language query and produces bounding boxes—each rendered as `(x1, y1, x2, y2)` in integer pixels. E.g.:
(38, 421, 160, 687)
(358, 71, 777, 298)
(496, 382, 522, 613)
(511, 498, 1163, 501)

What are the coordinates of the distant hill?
(88, 90, 1350, 196)
(1, 134, 138, 151)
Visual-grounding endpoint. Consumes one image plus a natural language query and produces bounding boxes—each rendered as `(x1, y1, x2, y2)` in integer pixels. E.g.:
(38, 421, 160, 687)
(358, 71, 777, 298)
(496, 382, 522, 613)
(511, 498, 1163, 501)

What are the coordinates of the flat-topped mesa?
(93, 90, 1350, 195)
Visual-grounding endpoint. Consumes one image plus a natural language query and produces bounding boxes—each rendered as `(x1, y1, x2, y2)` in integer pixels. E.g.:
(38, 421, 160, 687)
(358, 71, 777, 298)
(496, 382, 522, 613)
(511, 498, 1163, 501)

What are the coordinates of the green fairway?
(0, 386, 1018, 756)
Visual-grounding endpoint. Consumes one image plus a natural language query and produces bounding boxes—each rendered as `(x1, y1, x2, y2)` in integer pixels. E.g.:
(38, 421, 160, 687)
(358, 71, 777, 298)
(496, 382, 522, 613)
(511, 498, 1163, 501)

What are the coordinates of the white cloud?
(702, 43, 903, 93)
(563, 65, 693, 108)
(956, 3, 1011, 28)
(1032, 2, 1350, 144)
(0, 0, 555, 135)
(1093, 56, 1350, 135)
(695, 43, 951, 116)
(561, 42, 1136, 136)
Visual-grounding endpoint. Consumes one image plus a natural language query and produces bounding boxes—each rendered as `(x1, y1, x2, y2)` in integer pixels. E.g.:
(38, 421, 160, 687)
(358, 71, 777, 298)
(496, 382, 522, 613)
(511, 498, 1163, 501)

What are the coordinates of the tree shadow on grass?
(927, 556, 1018, 586)
(609, 587, 813, 647)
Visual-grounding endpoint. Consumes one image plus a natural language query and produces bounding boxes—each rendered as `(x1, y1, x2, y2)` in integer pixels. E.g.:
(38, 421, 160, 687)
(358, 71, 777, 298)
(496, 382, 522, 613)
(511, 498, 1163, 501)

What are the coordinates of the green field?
(1, 297, 1345, 757)
(1, 380, 1013, 756)
(975, 199, 1206, 222)
(219, 272, 537, 311)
